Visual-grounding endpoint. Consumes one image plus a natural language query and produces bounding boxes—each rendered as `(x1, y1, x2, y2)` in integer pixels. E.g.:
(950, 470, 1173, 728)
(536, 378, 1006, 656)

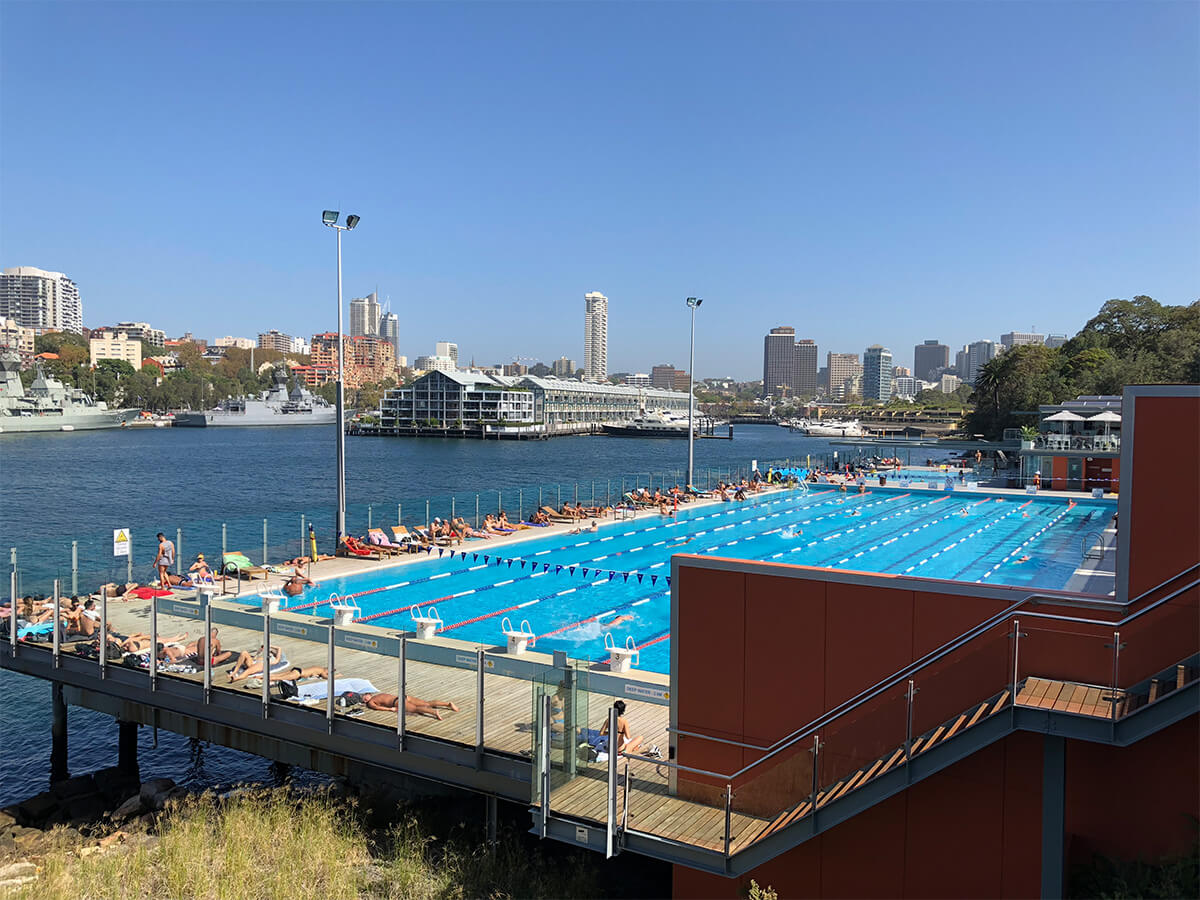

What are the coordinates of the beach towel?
(295, 678, 379, 702)
(127, 586, 173, 599)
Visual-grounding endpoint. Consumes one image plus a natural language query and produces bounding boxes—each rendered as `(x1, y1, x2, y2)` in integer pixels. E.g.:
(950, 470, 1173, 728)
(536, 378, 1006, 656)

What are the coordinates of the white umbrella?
(1043, 409, 1085, 440)
(1089, 409, 1121, 436)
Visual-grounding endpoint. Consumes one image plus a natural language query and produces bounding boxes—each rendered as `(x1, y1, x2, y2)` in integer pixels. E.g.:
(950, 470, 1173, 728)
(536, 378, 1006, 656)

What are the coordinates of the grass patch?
(14, 788, 614, 900)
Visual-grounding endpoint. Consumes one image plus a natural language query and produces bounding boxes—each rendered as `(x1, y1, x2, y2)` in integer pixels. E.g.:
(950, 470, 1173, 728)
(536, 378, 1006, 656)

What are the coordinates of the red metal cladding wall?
(1126, 393, 1200, 601)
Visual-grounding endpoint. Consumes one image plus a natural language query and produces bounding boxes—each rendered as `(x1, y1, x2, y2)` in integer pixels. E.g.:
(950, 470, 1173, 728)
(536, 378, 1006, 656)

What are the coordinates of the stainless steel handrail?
(670, 564, 1198, 769)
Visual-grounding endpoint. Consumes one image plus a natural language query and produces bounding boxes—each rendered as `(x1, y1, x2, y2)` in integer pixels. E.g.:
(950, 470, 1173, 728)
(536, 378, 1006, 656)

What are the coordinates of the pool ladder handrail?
(604, 631, 640, 666)
(1082, 530, 1106, 562)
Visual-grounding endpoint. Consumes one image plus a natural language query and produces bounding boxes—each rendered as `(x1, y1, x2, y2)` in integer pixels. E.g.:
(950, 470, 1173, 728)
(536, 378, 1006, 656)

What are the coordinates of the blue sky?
(2, 1, 1196, 379)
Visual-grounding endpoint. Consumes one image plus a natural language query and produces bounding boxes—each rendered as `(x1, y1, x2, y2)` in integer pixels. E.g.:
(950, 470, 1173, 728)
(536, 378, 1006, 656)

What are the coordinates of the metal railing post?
(475, 495, 480, 529)
(221, 523, 227, 560)
(71, 541, 78, 596)
(52, 579, 61, 667)
(176, 528, 183, 575)
(539, 692, 552, 837)
(498, 491, 502, 515)
(1011, 619, 1021, 714)
(127, 534, 133, 585)
(557, 485, 561, 507)
(591, 480, 595, 505)
(606, 704, 619, 858)
(326, 623, 335, 730)
(397, 504, 402, 528)
(368, 504, 373, 530)
(149, 594, 158, 690)
(606, 479, 611, 505)
(476, 649, 486, 764)
(262, 519, 268, 564)
(261, 604, 270, 718)
(809, 733, 820, 820)
(397, 636, 406, 747)
(203, 596, 213, 703)
(7, 568, 16, 656)
(905, 679, 915, 763)
(98, 591, 107, 676)
(300, 515, 305, 559)
(426, 500, 430, 525)
(723, 784, 733, 863)
(1110, 629, 1122, 724)
(518, 490, 523, 522)
(451, 497, 456, 521)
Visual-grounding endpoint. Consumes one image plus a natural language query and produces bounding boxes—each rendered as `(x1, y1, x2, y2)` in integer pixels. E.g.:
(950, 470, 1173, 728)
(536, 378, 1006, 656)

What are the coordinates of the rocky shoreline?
(0, 768, 189, 893)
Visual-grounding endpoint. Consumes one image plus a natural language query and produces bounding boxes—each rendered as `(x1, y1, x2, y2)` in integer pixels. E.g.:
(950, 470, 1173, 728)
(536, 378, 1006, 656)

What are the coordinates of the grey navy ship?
(173, 369, 335, 427)
(0, 351, 138, 433)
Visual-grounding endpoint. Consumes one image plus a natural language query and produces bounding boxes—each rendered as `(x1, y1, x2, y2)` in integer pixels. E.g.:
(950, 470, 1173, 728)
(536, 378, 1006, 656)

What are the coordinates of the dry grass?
(13, 788, 605, 900)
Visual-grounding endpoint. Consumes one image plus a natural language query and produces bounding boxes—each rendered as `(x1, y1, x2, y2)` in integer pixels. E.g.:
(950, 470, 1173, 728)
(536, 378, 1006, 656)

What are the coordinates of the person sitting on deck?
(559, 503, 583, 520)
(227, 645, 289, 682)
(484, 514, 515, 534)
(189, 554, 215, 583)
(599, 700, 644, 755)
(497, 511, 528, 530)
(361, 691, 460, 720)
(452, 516, 492, 539)
(529, 510, 551, 526)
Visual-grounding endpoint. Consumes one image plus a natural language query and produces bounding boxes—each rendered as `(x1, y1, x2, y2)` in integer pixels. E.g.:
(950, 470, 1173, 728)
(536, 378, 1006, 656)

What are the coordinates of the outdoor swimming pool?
(252, 486, 1114, 675)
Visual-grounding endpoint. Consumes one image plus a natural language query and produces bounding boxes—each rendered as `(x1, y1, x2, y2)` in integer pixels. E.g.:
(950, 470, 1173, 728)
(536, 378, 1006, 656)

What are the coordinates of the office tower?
(257, 330, 293, 353)
(583, 292, 608, 382)
(893, 376, 917, 400)
(349, 292, 381, 338)
(793, 339, 818, 397)
(954, 347, 969, 377)
(435, 342, 459, 366)
(1001, 331, 1045, 348)
(826, 352, 862, 398)
(0, 267, 83, 334)
(762, 326, 796, 398)
(552, 356, 576, 377)
(863, 345, 893, 402)
(913, 340, 949, 382)
(651, 364, 680, 391)
(965, 340, 998, 385)
(379, 312, 400, 360)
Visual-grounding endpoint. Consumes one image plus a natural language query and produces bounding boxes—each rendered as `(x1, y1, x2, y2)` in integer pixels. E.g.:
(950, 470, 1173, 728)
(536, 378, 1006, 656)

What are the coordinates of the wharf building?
(583, 292, 608, 382)
(913, 339, 949, 382)
(376, 369, 689, 436)
(862, 345, 893, 402)
(0, 266, 84, 334)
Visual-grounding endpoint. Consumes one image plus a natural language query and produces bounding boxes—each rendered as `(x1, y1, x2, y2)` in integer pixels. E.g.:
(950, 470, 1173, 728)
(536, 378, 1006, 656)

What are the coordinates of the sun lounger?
(338, 537, 386, 560)
(222, 552, 268, 580)
(390, 526, 422, 552)
(366, 528, 406, 557)
(540, 506, 575, 523)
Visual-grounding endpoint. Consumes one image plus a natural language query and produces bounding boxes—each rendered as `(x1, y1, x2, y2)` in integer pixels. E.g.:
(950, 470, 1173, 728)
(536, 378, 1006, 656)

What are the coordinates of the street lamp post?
(322, 210, 360, 543)
(686, 297, 703, 488)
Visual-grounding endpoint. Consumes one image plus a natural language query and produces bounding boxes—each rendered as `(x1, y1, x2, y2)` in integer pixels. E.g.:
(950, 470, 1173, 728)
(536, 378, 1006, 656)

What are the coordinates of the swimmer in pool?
(603, 614, 635, 627)
(1014, 555, 1030, 564)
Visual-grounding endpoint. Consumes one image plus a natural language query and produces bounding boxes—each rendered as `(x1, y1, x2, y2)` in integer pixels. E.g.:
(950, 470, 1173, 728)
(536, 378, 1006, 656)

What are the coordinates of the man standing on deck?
(153, 532, 175, 587)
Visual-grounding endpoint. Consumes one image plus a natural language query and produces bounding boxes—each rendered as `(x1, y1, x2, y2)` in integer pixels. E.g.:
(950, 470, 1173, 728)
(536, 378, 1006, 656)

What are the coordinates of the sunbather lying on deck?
(120, 631, 189, 654)
(362, 691, 460, 720)
(451, 516, 492, 539)
(227, 645, 289, 682)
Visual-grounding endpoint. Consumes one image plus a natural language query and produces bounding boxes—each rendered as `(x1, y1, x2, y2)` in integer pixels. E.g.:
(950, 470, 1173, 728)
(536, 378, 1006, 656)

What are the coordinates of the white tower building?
(583, 291, 608, 382)
(0, 266, 84, 333)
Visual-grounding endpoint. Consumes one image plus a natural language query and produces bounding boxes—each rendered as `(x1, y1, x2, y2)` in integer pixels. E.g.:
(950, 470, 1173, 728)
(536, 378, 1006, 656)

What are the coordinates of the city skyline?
(2, 3, 1196, 380)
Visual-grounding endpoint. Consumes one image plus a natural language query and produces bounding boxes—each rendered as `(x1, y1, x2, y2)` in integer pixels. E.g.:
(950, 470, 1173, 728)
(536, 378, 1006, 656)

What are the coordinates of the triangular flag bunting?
(555, 566, 562, 575)
(438, 548, 444, 557)
(507, 560, 513, 568)
(650, 576, 657, 586)
(483, 556, 489, 564)
(582, 568, 589, 578)
(542, 564, 549, 573)
(568, 567, 576, 576)
(520, 561, 526, 569)
(666, 577, 671, 586)
(623, 574, 629, 582)
(637, 574, 644, 584)
(473, 554, 478, 562)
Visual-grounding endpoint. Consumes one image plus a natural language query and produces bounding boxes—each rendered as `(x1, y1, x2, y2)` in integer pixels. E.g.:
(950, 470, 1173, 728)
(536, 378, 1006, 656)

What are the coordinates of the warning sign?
(113, 529, 130, 557)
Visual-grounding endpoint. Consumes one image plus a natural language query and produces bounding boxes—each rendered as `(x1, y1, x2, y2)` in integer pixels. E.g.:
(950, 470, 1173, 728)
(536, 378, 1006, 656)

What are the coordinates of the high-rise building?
(939, 373, 962, 393)
(762, 326, 796, 398)
(651, 364, 680, 391)
(290, 336, 310, 356)
(552, 356, 576, 378)
(826, 352, 862, 398)
(349, 292, 381, 338)
(965, 340, 998, 384)
(863, 345, 893, 402)
(893, 376, 918, 400)
(257, 330, 293, 353)
(954, 346, 969, 377)
(583, 292, 608, 382)
(793, 339, 818, 397)
(1001, 331, 1045, 349)
(0, 267, 83, 334)
(110, 321, 165, 347)
(913, 340, 949, 382)
(623, 373, 651, 387)
(893, 365, 912, 378)
(435, 342, 459, 367)
(379, 312, 400, 360)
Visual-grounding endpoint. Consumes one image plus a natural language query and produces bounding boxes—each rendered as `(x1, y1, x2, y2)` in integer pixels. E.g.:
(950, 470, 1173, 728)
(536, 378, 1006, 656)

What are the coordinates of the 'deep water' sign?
(113, 529, 130, 557)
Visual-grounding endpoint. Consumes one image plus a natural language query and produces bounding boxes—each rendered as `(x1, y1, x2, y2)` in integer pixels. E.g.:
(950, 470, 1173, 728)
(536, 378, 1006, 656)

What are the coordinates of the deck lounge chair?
(366, 528, 406, 557)
(222, 552, 268, 580)
(540, 506, 575, 523)
(338, 536, 386, 560)
(389, 526, 421, 552)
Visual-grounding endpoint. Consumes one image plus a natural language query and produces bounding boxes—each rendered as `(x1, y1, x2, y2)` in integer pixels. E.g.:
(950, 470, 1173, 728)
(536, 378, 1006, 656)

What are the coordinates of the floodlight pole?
(686, 297, 701, 488)
(335, 226, 346, 542)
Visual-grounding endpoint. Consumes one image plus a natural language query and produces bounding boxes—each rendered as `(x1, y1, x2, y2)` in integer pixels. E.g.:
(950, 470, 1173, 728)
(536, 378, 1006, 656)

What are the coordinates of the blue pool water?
(255, 486, 1114, 675)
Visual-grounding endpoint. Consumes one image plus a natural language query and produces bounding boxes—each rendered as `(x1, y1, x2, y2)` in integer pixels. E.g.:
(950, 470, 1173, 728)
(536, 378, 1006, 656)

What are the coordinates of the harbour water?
(0, 425, 949, 805)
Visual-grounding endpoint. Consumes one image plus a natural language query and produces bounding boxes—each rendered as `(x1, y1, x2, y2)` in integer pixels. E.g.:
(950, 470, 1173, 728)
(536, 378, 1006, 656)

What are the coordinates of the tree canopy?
(966, 296, 1199, 438)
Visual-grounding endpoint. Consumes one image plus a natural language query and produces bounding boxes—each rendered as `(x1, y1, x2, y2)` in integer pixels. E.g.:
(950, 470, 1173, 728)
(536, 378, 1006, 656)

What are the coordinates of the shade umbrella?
(1043, 409, 1085, 443)
(1089, 409, 1121, 436)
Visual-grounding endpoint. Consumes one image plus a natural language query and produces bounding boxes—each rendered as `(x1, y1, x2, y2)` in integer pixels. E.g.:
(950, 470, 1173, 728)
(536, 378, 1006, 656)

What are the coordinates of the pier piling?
(50, 682, 69, 783)
(117, 719, 139, 778)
